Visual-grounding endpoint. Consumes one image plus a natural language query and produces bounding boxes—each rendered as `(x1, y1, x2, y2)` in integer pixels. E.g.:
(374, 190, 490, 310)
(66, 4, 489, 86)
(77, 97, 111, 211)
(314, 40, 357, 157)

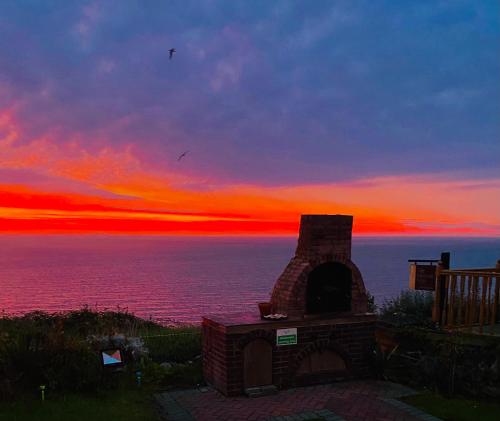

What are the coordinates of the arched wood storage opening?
(243, 339, 273, 388)
(294, 347, 351, 386)
(306, 262, 352, 314)
(297, 349, 347, 374)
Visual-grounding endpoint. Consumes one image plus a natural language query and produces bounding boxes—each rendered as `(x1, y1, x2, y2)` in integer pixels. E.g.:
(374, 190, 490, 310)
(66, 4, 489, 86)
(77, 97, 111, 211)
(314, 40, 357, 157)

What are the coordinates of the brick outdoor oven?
(202, 215, 377, 396)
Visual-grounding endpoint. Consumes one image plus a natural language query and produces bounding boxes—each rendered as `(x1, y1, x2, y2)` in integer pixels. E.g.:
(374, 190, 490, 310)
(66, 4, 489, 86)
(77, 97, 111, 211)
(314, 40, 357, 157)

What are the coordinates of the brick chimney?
(271, 215, 368, 318)
(295, 215, 353, 260)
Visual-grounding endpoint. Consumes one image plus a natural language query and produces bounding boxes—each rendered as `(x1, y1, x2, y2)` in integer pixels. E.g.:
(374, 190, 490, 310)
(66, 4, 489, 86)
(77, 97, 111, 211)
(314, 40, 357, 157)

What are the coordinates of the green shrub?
(42, 344, 102, 391)
(0, 308, 202, 399)
(0, 317, 102, 395)
(379, 290, 434, 327)
(139, 361, 167, 386)
(161, 360, 203, 389)
(379, 328, 500, 398)
(142, 328, 201, 363)
(366, 290, 377, 313)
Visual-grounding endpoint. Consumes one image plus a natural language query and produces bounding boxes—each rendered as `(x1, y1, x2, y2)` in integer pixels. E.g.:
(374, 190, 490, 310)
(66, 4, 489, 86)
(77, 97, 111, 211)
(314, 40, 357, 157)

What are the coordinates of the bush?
(42, 342, 102, 391)
(160, 360, 203, 389)
(379, 290, 434, 327)
(0, 316, 101, 396)
(379, 328, 500, 398)
(366, 290, 377, 313)
(142, 328, 200, 363)
(0, 309, 202, 399)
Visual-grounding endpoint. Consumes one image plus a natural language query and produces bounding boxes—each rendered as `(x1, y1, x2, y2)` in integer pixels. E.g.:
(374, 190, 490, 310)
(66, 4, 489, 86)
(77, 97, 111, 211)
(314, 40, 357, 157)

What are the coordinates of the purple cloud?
(0, 0, 498, 188)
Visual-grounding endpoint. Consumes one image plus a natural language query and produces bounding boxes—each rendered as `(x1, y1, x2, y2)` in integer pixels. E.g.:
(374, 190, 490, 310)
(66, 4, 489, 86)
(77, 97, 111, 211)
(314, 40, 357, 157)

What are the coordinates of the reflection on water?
(0, 235, 498, 324)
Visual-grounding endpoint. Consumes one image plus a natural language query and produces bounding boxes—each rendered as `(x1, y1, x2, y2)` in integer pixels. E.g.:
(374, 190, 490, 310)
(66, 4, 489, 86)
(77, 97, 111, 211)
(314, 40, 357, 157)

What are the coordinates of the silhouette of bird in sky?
(177, 150, 189, 161)
(169, 48, 176, 59)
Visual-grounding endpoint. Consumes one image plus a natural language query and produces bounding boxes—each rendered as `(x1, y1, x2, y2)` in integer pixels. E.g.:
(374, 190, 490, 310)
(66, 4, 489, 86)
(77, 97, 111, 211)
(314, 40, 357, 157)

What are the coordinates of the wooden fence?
(433, 266, 500, 334)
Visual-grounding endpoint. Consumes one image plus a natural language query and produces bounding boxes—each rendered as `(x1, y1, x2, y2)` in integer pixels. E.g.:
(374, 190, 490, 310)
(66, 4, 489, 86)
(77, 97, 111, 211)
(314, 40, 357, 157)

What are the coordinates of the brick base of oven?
(202, 313, 377, 396)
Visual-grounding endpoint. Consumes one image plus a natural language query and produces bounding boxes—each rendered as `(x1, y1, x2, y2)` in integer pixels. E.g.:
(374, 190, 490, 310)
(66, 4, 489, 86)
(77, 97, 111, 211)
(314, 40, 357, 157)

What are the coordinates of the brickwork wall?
(202, 319, 230, 395)
(203, 318, 377, 396)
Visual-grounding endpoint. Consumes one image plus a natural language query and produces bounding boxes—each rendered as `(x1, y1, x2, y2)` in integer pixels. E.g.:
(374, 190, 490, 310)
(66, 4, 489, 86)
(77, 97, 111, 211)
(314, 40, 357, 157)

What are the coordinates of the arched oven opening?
(306, 262, 352, 314)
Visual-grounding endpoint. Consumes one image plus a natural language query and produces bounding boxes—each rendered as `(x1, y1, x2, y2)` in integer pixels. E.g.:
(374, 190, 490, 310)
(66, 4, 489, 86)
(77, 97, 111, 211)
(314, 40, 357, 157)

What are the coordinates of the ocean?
(0, 235, 498, 324)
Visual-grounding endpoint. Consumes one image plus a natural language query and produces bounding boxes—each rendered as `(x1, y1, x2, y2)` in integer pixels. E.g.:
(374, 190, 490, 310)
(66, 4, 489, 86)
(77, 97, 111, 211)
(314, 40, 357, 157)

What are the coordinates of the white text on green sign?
(276, 328, 297, 346)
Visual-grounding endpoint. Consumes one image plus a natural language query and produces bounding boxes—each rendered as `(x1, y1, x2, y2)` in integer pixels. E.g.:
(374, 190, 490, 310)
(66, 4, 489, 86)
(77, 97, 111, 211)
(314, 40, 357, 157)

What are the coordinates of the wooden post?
(439, 251, 450, 326)
(448, 274, 457, 328)
(458, 274, 465, 326)
(492, 276, 499, 333)
(434, 252, 450, 327)
(464, 274, 471, 327)
(486, 277, 492, 326)
(433, 262, 443, 323)
(469, 275, 479, 328)
(441, 274, 450, 327)
(441, 252, 451, 270)
(491, 260, 500, 334)
(479, 276, 488, 334)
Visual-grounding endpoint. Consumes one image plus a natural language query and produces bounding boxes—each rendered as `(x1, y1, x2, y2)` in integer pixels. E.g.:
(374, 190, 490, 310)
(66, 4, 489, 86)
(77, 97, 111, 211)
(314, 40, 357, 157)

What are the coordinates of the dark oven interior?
(306, 262, 352, 314)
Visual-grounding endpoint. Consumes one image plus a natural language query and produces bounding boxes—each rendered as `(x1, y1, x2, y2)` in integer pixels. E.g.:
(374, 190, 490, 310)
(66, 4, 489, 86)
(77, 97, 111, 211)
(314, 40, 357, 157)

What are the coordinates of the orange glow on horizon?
(1, 111, 499, 236)
(0, 184, 498, 236)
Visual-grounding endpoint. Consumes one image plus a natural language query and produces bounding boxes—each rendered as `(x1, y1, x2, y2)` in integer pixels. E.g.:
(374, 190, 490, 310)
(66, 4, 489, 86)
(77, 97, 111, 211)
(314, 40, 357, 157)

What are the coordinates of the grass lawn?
(0, 388, 159, 421)
(401, 392, 500, 421)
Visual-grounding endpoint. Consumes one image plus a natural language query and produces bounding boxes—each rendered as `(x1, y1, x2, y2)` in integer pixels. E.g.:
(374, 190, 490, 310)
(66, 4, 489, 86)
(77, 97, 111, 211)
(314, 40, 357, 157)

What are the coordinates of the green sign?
(276, 328, 297, 346)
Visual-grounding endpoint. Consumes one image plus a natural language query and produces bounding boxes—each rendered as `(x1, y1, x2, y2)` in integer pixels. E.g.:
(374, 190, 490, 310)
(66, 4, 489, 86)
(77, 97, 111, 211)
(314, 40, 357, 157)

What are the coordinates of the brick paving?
(155, 381, 442, 421)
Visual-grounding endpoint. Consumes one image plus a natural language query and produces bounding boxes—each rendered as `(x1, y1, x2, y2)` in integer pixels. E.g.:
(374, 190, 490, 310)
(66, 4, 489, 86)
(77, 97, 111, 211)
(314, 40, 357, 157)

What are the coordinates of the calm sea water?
(0, 235, 498, 324)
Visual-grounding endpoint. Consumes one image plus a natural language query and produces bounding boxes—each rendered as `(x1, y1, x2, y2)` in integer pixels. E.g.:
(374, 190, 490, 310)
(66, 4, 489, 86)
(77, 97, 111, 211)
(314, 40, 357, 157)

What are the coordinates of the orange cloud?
(1, 110, 499, 236)
(0, 184, 498, 236)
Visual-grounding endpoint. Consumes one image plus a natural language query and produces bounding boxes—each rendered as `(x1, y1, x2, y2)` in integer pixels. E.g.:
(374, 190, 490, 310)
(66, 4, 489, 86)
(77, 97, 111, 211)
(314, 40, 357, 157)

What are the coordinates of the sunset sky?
(0, 1, 499, 235)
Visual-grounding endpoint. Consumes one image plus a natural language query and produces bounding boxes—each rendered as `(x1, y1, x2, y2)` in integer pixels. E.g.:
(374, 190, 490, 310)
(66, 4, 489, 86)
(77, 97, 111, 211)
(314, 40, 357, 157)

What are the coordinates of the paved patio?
(155, 381, 442, 421)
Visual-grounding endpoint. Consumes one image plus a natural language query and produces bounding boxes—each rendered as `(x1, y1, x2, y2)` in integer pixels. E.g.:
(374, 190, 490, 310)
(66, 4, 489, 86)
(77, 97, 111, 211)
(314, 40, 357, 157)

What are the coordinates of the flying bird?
(169, 48, 176, 60)
(177, 150, 189, 161)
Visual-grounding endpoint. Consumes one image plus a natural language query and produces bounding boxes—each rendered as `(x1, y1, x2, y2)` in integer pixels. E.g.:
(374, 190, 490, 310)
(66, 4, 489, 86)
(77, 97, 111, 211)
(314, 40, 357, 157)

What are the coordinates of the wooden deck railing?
(433, 265, 500, 334)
